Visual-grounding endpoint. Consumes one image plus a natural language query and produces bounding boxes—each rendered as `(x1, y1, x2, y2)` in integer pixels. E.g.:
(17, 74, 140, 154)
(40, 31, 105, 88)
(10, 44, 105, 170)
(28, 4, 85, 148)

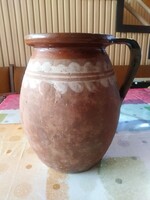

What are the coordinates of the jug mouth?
(25, 33, 114, 48)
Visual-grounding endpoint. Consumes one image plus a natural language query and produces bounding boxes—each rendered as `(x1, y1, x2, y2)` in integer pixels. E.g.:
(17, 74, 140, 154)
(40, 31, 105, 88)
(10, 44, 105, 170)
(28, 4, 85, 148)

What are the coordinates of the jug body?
(20, 33, 141, 172)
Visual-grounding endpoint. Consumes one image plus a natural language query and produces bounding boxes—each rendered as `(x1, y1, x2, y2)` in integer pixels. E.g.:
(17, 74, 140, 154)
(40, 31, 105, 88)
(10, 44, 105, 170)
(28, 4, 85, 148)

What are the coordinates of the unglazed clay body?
(20, 33, 141, 172)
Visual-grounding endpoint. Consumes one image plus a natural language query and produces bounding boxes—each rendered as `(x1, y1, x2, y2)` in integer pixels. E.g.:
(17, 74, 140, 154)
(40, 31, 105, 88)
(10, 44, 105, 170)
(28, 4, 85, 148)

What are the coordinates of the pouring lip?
(25, 33, 115, 47)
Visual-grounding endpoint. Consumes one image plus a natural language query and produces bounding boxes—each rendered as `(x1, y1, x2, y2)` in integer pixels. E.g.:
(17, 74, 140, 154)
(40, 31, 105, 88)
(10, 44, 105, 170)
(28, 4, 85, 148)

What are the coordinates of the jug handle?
(109, 38, 141, 101)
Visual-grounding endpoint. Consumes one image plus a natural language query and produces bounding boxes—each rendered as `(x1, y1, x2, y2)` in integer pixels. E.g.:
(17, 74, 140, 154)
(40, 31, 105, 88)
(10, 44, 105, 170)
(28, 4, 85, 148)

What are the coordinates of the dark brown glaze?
(20, 33, 140, 173)
(25, 33, 115, 48)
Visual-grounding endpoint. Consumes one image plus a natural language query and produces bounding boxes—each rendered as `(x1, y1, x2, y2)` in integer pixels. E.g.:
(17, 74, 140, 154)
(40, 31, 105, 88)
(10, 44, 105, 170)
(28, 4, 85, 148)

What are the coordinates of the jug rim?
(25, 33, 114, 48)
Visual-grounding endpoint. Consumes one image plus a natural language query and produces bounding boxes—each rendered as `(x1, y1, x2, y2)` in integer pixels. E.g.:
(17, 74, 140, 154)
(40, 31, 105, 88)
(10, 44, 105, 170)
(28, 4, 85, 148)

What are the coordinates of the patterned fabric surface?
(117, 88, 150, 133)
(0, 94, 19, 110)
(0, 124, 150, 200)
(123, 88, 150, 104)
(0, 94, 20, 124)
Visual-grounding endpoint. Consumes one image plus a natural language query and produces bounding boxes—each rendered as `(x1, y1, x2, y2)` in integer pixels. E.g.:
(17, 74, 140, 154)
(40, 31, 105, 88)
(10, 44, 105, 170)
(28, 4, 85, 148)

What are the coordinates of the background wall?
(124, 0, 150, 26)
(0, 0, 149, 67)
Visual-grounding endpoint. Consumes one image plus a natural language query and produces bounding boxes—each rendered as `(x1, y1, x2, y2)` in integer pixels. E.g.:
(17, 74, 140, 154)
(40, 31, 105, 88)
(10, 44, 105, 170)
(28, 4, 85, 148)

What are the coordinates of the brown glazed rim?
(25, 33, 115, 48)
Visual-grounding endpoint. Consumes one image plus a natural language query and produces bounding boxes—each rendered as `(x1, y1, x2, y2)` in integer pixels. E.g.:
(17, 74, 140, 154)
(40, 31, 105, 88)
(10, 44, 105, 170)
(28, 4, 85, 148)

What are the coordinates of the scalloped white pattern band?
(23, 59, 117, 93)
(22, 76, 116, 94)
(27, 59, 110, 74)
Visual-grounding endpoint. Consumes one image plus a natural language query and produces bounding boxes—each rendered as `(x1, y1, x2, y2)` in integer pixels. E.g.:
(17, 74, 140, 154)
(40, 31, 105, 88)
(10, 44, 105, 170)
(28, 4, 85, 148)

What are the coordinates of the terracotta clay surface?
(20, 33, 140, 173)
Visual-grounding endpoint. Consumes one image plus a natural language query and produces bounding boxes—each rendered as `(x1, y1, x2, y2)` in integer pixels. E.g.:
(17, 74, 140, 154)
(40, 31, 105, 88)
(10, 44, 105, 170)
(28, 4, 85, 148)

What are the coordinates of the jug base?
(47, 160, 102, 174)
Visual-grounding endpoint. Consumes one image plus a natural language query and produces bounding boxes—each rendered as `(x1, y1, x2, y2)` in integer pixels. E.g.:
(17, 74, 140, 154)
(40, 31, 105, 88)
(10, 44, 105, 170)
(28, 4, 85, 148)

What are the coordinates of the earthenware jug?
(20, 33, 141, 173)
